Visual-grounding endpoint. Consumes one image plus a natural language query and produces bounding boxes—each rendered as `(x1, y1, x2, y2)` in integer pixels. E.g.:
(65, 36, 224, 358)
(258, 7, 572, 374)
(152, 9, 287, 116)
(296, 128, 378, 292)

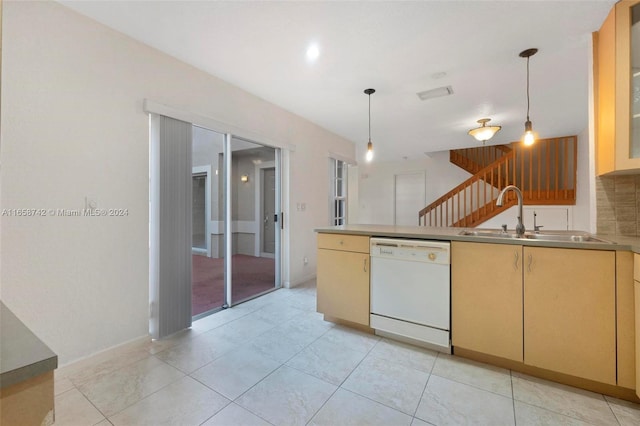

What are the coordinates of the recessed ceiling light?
(306, 44, 320, 62)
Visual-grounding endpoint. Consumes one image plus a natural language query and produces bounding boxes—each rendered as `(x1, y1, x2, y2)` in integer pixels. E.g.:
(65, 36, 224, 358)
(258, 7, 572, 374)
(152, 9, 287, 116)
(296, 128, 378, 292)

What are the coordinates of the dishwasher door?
(370, 238, 450, 347)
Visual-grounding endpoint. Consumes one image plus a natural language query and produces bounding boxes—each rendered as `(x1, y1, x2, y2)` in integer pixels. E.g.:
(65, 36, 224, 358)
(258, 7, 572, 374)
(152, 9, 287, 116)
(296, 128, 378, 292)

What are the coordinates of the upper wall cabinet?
(595, 0, 640, 175)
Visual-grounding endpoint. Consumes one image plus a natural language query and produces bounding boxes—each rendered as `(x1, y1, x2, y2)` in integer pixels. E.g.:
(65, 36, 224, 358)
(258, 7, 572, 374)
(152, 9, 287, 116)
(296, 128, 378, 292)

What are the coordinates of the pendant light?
(468, 118, 501, 144)
(520, 48, 538, 146)
(364, 88, 375, 162)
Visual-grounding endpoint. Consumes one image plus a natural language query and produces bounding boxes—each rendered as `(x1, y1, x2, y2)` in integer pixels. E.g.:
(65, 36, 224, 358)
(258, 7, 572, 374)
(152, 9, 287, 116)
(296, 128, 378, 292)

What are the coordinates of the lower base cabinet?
(316, 233, 370, 326)
(452, 242, 617, 385)
(452, 242, 523, 362)
(524, 247, 616, 385)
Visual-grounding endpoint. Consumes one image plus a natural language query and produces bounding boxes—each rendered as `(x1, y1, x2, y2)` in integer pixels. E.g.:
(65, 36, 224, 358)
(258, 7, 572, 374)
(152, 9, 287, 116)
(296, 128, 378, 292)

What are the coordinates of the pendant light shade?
(520, 48, 538, 146)
(364, 88, 375, 162)
(468, 118, 501, 144)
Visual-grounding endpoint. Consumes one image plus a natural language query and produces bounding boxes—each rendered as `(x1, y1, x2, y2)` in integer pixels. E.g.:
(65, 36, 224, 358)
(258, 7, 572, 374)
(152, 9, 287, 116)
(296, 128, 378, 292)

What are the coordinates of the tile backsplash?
(596, 175, 640, 236)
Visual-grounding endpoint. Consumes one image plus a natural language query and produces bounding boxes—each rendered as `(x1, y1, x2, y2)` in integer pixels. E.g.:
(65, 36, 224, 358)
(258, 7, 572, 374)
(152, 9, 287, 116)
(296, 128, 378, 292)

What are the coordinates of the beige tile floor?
(54, 280, 640, 426)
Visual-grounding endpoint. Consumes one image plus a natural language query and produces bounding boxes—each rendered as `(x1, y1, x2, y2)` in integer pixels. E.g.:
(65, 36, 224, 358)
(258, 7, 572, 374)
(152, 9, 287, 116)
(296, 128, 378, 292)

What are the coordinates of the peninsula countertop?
(314, 224, 640, 253)
(0, 302, 58, 389)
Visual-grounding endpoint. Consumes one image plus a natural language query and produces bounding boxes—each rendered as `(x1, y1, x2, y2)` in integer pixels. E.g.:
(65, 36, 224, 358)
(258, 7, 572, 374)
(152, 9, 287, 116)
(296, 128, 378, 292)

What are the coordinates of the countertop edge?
(0, 356, 58, 389)
(314, 225, 640, 253)
(0, 302, 58, 390)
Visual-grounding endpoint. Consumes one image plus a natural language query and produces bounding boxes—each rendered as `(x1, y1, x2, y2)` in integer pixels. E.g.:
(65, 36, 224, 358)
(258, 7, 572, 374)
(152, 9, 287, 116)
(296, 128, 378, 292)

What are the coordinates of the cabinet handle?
(363, 258, 368, 273)
(514, 251, 519, 270)
(527, 254, 533, 273)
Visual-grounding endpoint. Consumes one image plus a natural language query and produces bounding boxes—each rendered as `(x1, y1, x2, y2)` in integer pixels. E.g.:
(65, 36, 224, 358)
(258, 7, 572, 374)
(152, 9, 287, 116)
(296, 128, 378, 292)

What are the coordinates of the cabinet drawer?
(317, 233, 369, 253)
(634, 254, 640, 281)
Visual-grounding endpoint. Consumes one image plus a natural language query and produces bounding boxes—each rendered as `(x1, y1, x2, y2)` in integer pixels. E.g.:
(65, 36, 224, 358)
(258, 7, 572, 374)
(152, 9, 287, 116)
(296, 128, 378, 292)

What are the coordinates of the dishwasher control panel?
(370, 238, 450, 264)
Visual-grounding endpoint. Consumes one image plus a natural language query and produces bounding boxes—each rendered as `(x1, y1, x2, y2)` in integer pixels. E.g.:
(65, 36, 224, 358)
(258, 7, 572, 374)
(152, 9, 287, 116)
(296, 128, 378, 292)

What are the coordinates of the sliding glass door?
(191, 127, 226, 318)
(229, 138, 280, 305)
(150, 114, 283, 336)
(189, 129, 281, 319)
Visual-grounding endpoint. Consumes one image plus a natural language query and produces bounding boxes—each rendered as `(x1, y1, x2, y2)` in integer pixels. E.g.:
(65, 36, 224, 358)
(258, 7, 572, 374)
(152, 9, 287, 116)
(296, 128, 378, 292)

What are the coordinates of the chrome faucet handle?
(501, 224, 508, 232)
(534, 225, 544, 232)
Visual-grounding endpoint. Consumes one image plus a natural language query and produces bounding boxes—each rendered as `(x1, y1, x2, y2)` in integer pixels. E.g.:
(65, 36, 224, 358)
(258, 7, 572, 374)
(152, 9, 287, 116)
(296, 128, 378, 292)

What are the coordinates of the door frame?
(255, 161, 276, 258)
(393, 170, 426, 226)
(192, 165, 211, 258)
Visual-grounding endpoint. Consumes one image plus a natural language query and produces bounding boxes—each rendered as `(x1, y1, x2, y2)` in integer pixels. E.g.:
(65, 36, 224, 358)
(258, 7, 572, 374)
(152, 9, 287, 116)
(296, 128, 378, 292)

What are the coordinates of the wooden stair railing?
(420, 135, 577, 228)
(419, 150, 517, 227)
(450, 144, 512, 175)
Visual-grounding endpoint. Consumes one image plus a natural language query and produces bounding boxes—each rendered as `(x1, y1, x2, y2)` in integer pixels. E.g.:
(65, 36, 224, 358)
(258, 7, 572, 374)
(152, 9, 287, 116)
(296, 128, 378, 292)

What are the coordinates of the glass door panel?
(229, 137, 279, 305)
(191, 126, 226, 318)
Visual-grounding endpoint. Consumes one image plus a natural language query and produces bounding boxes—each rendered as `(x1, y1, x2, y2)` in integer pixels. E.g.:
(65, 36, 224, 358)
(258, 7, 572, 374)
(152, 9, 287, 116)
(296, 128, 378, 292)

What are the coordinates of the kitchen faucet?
(533, 211, 543, 233)
(496, 185, 525, 237)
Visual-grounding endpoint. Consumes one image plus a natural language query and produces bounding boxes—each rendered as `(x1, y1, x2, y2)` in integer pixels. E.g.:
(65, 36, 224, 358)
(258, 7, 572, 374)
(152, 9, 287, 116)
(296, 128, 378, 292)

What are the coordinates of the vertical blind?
(150, 115, 193, 339)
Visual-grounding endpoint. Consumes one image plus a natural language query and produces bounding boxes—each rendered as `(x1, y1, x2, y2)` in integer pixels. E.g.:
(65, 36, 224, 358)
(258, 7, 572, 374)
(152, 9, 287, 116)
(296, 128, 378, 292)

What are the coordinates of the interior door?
(394, 172, 426, 226)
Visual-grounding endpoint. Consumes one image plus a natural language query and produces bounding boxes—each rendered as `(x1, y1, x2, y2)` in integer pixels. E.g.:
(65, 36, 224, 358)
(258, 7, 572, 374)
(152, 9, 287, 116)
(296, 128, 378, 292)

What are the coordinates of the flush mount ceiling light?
(520, 48, 538, 146)
(468, 118, 501, 144)
(417, 85, 453, 101)
(364, 88, 375, 162)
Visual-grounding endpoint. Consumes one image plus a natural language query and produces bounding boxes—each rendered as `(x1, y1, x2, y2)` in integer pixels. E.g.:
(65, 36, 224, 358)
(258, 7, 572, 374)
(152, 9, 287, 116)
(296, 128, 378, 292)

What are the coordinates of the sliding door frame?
(147, 100, 289, 329)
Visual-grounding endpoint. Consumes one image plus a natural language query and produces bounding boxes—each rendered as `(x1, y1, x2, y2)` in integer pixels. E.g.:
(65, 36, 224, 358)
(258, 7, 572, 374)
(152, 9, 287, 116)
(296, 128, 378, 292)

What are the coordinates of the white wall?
(0, 1, 354, 364)
(351, 151, 470, 225)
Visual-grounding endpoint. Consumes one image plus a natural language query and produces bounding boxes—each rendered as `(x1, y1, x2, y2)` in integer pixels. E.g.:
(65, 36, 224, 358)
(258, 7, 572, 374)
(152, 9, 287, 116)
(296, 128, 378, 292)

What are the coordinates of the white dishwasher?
(370, 238, 451, 353)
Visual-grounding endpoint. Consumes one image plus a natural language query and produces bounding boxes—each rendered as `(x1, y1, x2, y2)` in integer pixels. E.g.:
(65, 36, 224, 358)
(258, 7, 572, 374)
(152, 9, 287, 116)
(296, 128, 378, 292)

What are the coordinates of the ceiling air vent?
(417, 86, 454, 101)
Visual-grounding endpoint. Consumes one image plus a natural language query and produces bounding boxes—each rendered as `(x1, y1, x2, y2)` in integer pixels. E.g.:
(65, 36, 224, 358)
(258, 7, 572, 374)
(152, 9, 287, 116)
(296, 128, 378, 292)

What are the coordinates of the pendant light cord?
(368, 93, 371, 142)
(526, 56, 530, 122)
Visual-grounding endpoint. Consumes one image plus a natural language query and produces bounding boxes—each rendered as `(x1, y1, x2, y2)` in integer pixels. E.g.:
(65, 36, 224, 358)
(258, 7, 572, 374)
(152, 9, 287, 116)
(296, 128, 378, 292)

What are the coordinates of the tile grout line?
(209, 302, 323, 425)
(95, 355, 188, 422)
(194, 399, 234, 426)
(603, 396, 623, 426)
(511, 372, 622, 426)
(411, 350, 440, 423)
(305, 332, 383, 425)
(427, 369, 514, 400)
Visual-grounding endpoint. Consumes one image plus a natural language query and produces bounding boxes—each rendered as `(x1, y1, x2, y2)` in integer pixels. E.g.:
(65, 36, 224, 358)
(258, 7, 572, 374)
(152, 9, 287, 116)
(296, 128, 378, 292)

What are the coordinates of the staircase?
(419, 135, 577, 227)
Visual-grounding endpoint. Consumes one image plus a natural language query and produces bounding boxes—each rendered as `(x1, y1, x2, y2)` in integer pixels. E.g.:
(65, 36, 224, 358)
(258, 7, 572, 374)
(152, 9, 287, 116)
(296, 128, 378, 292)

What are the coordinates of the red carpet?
(192, 254, 275, 316)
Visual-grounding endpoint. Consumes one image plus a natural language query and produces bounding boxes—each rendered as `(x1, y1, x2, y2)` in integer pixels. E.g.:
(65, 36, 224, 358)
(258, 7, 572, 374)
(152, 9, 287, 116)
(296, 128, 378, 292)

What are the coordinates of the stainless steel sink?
(523, 233, 614, 243)
(458, 230, 615, 244)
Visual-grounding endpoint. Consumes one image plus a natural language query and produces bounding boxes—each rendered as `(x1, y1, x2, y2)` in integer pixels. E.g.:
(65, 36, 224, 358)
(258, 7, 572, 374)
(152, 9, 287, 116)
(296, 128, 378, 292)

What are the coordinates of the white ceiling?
(59, 0, 616, 162)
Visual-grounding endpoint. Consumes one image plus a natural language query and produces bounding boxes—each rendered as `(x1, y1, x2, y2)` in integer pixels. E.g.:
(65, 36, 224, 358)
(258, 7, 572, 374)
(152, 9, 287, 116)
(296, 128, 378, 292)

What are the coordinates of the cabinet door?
(317, 248, 370, 326)
(616, 251, 635, 390)
(595, 0, 640, 174)
(524, 247, 616, 385)
(635, 279, 640, 398)
(451, 242, 523, 362)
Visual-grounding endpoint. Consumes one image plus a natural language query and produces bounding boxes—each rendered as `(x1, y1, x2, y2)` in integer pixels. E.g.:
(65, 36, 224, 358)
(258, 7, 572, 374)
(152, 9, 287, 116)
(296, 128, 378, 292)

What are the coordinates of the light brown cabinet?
(452, 242, 617, 385)
(595, 0, 640, 175)
(634, 253, 640, 397)
(316, 233, 370, 326)
(451, 242, 523, 362)
(617, 251, 636, 390)
(523, 247, 616, 385)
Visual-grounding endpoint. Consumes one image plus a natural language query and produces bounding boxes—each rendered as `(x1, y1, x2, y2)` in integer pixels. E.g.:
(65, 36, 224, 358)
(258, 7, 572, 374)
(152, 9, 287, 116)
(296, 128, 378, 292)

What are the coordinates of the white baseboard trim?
(58, 334, 150, 370)
(290, 273, 316, 288)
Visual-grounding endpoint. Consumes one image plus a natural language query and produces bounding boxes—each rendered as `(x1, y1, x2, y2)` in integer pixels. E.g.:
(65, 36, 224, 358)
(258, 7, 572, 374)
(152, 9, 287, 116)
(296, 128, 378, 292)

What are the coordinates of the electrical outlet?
(303, 256, 308, 265)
